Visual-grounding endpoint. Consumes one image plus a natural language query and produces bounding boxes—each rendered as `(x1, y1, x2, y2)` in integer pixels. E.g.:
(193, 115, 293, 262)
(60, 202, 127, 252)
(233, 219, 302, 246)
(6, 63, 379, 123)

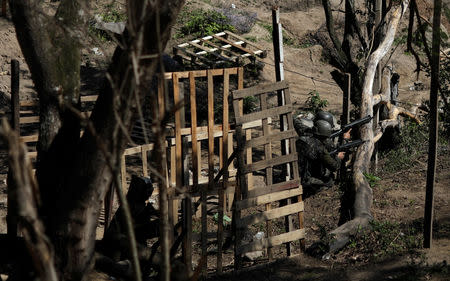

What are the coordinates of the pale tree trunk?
(328, 0, 410, 253)
(7, 0, 185, 280)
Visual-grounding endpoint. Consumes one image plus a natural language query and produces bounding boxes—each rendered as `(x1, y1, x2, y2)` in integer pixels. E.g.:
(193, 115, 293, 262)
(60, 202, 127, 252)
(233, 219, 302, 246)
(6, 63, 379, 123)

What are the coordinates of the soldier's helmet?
(313, 120, 332, 137)
(315, 111, 335, 127)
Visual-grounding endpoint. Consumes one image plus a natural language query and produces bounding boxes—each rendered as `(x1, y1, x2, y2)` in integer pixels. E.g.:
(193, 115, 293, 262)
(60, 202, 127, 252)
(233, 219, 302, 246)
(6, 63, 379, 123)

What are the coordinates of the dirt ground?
(1, 0, 450, 280)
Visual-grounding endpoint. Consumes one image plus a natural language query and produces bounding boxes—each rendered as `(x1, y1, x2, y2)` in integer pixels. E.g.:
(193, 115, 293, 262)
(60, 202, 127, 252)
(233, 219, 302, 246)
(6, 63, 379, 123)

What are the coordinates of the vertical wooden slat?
(142, 148, 148, 178)
(183, 72, 197, 270)
(173, 73, 182, 190)
(217, 68, 230, 273)
(245, 129, 253, 194)
(202, 70, 215, 276)
(226, 132, 234, 212)
(170, 144, 176, 185)
(260, 92, 273, 260)
(233, 69, 245, 269)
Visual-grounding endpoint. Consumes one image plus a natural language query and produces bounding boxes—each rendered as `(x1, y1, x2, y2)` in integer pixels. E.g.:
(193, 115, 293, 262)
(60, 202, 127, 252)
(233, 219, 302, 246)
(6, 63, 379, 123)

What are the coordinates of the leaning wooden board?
(232, 80, 305, 269)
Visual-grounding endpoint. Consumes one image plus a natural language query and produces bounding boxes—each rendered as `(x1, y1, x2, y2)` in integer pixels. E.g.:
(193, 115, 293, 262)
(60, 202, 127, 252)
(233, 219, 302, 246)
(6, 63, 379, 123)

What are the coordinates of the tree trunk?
(328, 0, 409, 253)
(7, 1, 185, 280)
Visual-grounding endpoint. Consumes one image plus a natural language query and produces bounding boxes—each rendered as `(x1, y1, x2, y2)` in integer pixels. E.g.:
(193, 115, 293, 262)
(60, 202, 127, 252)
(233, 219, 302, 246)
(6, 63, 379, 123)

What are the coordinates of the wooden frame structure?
(8, 67, 306, 275)
(232, 80, 305, 268)
(174, 30, 266, 68)
(156, 67, 243, 275)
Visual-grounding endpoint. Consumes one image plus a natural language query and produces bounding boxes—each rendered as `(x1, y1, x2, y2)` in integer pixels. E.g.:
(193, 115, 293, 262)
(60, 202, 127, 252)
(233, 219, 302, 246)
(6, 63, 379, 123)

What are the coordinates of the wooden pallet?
(173, 30, 266, 68)
(232, 80, 305, 268)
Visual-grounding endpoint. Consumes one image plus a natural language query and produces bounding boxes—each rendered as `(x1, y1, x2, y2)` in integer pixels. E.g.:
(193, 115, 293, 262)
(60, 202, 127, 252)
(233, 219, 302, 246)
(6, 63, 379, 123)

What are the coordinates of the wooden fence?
(9, 66, 305, 275)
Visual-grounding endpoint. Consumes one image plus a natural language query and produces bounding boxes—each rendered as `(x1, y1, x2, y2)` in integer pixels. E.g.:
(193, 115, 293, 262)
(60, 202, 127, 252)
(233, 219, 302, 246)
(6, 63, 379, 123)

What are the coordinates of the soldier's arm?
(320, 148, 340, 172)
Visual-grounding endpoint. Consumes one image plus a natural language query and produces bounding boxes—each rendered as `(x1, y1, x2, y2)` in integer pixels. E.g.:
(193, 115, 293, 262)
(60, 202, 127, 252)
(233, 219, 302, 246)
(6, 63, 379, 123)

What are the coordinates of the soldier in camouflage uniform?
(296, 119, 346, 197)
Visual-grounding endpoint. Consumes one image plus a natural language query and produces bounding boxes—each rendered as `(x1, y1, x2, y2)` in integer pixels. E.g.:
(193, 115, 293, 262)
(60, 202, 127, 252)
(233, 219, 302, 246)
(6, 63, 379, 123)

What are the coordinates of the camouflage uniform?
(296, 135, 340, 197)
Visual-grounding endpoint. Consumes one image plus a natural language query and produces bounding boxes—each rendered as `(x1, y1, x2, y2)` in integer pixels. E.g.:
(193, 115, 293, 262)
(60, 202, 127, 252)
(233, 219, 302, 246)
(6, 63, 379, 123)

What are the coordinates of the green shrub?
(305, 90, 328, 112)
(177, 9, 236, 38)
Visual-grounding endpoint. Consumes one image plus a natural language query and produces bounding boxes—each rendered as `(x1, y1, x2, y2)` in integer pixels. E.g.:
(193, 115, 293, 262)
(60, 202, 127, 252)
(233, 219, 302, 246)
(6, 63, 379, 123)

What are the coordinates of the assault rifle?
(330, 139, 365, 156)
(330, 115, 373, 138)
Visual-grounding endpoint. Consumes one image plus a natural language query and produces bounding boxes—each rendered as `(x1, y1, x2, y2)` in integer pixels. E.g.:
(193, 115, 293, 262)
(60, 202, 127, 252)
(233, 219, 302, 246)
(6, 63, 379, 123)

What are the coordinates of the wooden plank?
(188, 41, 232, 62)
(190, 72, 199, 187)
(19, 134, 38, 143)
(124, 146, 142, 156)
(142, 147, 148, 178)
(244, 129, 297, 149)
(242, 118, 272, 130)
(173, 73, 183, 190)
(19, 110, 34, 114)
(243, 153, 298, 174)
(123, 144, 154, 156)
(217, 68, 230, 273)
(173, 46, 213, 65)
(223, 31, 267, 57)
(212, 34, 260, 57)
(199, 39, 239, 60)
(237, 202, 304, 229)
(19, 116, 39, 124)
(234, 66, 244, 270)
(237, 229, 305, 255)
(163, 68, 239, 80)
(27, 151, 37, 159)
(179, 124, 224, 136)
(235, 105, 294, 126)
(236, 188, 302, 211)
(245, 129, 253, 191)
(246, 179, 300, 198)
(19, 100, 38, 107)
(170, 145, 176, 186)
(233, 81, 289, 99)
(80, 95, 98, 102)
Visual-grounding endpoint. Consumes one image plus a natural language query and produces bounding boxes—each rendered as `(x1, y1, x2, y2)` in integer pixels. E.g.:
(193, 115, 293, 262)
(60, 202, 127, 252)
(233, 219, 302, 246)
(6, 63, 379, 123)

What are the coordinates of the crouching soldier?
(296, 119, 346, 197)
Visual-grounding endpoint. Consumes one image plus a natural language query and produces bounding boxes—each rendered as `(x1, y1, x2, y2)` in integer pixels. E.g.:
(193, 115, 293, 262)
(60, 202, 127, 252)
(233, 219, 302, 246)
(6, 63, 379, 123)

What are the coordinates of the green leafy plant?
(305, 90, 328, 112)
(243, 96, 258, 113)
(177, 9, 236, 38)
(363, 172, 381, 188)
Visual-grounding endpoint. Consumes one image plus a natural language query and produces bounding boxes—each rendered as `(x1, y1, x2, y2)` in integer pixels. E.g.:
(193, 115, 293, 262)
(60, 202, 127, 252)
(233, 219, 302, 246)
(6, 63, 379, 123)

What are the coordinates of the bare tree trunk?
(0, 120, 57, 281)
(7, 1, 185, 280)
(328, 0, 409, 253)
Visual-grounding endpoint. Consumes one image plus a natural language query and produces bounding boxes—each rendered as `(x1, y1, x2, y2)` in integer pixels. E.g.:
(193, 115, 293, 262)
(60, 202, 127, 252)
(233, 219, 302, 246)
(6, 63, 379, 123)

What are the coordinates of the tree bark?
(328, 0, 409, 253)
(0, 120, 58, 281)
(7, 1, 185, 280)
